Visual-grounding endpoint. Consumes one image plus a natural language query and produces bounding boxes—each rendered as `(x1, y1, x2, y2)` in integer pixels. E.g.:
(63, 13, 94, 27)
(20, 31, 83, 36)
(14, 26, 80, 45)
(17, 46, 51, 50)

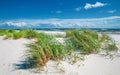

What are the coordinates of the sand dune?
(0, 33, 120, 75)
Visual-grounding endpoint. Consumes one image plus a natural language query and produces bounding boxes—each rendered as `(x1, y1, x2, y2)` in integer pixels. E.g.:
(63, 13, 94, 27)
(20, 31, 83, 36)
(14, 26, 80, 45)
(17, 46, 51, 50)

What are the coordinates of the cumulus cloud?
(107, 10, 116, 13)
(84, 2, 107, 10)
(0, 16, 120, 28)
(75, 7, 81, 11)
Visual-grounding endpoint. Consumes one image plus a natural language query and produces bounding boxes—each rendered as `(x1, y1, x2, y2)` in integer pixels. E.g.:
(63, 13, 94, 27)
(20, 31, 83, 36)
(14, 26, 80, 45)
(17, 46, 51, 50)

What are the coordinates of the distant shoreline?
(0, 28, 120, 31)
(0, 28, 120, 32)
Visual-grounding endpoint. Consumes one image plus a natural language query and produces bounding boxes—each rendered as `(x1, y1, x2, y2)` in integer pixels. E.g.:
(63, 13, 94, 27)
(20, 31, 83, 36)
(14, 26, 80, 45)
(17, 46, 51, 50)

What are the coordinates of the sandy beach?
(0, 0, 120, 75)
(0, 32, 120, 75)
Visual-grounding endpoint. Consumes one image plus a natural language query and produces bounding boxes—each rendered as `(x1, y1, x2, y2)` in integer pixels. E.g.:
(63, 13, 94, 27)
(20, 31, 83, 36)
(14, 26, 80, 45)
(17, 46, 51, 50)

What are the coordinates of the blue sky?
(0, 0, 119, 19)
(0, 0, 120, 28)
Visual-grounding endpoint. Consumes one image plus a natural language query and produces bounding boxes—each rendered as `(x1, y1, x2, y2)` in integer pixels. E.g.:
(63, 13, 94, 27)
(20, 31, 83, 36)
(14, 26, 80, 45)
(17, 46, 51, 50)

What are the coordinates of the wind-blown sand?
(0, 32, 120, 75)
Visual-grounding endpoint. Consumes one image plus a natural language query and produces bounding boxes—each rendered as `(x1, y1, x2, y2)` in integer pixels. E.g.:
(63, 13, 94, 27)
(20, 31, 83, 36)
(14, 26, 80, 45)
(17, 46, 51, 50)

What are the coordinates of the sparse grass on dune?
(0, 29, 118, 69)
(4, 33, 13, 39)
(66, 29, 118, 54)
(26, 33, 67, 68)
(101, 33, 118, 51)
(26, 39, 51, 67)
(66, 29, 101, 54)
(0, 29, 40, 39)
(53, 34, 65, 38)
(23, 29, 39, 39)
(1, 29, 17, 39)
(26, 29, 118, 68)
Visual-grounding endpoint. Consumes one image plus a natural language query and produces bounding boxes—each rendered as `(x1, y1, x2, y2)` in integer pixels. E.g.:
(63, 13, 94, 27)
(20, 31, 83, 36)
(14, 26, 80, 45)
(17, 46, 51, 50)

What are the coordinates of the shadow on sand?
(13, 58, 36, 70)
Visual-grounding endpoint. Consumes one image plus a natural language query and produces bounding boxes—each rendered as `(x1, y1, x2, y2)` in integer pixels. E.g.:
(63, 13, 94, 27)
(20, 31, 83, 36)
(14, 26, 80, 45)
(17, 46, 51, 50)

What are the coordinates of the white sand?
(0, 36, 32, 75)
(0, 32, 120, 75)
(37, 30, 66, 35)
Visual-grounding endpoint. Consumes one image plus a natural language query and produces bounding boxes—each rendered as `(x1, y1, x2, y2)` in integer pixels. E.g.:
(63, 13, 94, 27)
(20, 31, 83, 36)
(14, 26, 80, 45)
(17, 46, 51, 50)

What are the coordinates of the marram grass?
(0, 29, 40, 39)
(26, 33, 67, 67)
(66, 29, 101, 54)
(66, 29, 118, 54)
(0, 29, 118, 69)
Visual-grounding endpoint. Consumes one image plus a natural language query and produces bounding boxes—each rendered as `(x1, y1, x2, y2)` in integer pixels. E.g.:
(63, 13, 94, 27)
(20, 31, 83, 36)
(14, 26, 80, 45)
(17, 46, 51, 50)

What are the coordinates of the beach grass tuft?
(66, 29, 118, 54)
(66, 29, 101, 54)
(0, 29, 118, 69)
(26, 33, 67, 67)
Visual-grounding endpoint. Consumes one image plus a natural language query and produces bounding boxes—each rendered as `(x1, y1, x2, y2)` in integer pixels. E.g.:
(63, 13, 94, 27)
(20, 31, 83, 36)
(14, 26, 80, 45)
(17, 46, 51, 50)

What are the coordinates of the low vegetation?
(66, 29, 100, 54)
(0, 29, 40, 39)
(0, 29, 118, 69)
(66, 29, 118, 54)
(26, 33, 67, 67)
(100, 33, 118, 51)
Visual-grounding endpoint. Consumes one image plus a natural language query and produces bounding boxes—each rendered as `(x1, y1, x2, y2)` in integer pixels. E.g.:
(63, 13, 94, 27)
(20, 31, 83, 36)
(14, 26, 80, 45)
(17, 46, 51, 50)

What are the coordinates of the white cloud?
(6, 22, 26, 27)
(56, 10, 62, 14)
(1, 16, 120, 28)
(108, 10, 116, 13)
(84, 2, 107, 10)
(75, 7, 81, 11)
